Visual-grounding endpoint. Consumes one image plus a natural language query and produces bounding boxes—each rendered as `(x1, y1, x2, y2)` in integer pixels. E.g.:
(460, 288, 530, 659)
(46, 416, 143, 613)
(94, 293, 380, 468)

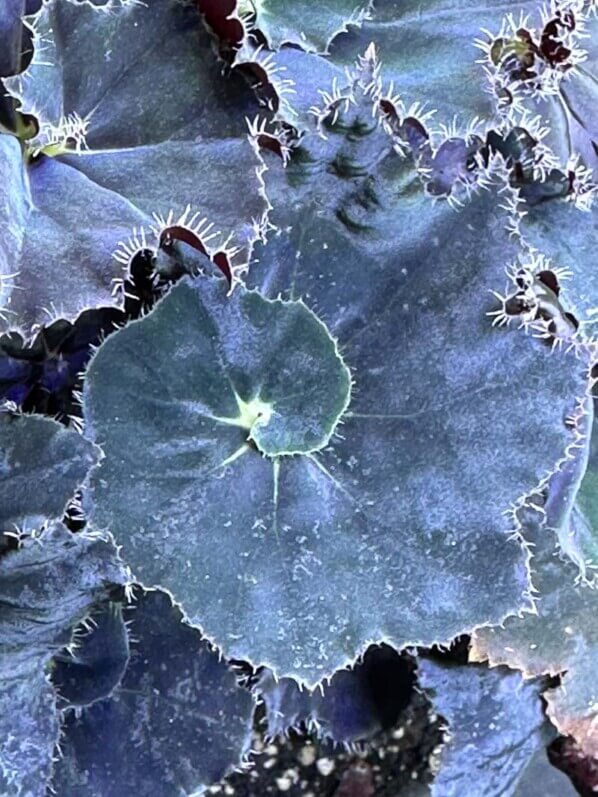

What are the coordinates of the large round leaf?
(83, 68, 588, 685)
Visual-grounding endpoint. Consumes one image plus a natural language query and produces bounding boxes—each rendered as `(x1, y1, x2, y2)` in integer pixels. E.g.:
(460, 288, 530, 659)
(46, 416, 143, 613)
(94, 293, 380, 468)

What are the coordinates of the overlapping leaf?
(83, 60, 588, 685)
(52, 600, 130, 709)
(328, 0, 540, 129)
(0, 306, 126, 418)
(8, 154, 148, 331)
(559, 11, 598, 176)
(471, 436, 598, 758)
(484, 5, 598, 177)
(0, 135, 28, 322)
(574, 398, 598, 574)
(2, 0, 267, 330)
(240, 0, 371, 52)
(0, 522, 125, 797)
(237, 0, 538, 132)
(0, 0, 25, 77)
(0, 411, 95, 538)
(518, 196, 598, 332)
(418, 659, 576, 797)
(51, 588, 255, 797)
(257, 645, 413, 743)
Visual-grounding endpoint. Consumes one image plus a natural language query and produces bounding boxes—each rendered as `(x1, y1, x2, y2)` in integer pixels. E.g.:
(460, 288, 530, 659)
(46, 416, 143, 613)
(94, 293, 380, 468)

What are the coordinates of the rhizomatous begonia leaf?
(237, 0, 538, 134)
(50, 588, 255, 797)
(0, 521, 125, 796)
(0, 411, 95, 538)
(418, 658, 576, 797)
(83, 55, 589, 686)
(557, 11, 598, 177)
(2, 0, 268, 330)
(52, 600, 130, 710)
(471, 425, 598, 758)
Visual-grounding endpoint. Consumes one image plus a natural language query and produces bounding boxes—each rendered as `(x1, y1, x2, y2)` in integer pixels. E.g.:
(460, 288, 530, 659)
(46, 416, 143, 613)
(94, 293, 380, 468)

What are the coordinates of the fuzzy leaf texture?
(0, 411, 96, 540)
(0, 306, 126, 416)
(1, 0, 267, 330)
(574, 396, 598, 574)
(471, 400, 598, 758)
(0, 0, 24, 77)
(236, 0, 539, 132)
(50, 588, 255, 797)
(327, 0, 537, 129)
(418, 659, 577, 797)
(0, 521, 125, 797)
(239, 0, 371, 52)
(519, 195, 598, 333)
(0, 135, 28, 323)
(52, 600, 130, 709)
(486, 5, 598, 177)
(82, 60, 589, 685)
(257, 645, 413, 743)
